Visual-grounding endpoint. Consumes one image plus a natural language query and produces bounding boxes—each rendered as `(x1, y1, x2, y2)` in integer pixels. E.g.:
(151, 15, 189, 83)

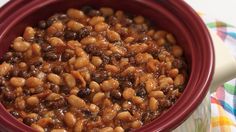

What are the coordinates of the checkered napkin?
(199, 14, 236, 131)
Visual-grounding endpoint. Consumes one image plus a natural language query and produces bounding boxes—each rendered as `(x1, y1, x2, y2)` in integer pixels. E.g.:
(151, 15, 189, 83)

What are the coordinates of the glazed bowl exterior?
(0, 0, 214, 131)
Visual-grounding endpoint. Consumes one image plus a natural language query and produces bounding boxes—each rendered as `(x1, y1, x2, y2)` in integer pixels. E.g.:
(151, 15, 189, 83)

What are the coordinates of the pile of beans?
(0, 6, 187, 132)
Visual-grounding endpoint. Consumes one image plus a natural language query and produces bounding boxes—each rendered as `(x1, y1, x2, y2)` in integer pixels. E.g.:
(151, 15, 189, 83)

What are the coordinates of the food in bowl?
(0, 6, 187, 132)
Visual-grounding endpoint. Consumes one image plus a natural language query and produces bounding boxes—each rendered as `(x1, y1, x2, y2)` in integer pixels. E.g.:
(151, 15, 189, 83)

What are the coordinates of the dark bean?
(35, 37, 44, 44)
(51, 84, 60, 93)
(172, 59, 183, 69)
(54, 31, 64, 37)
(121, 81, 133, 89)
(77, 27, 91, 41)
(51, 66, 63, 74)
(81, 6, 93, 14)
(0, 77, 6, 86)
(136, 85, 147, 98)
(46, 17, 57, 27)
(45, 98, 66, 109)
(164, 43, 172, 52)
(3, 91, 15, 102)
(120, 18, 133, 26)
(31, 87, 44, 94)
(0, 52, 13, 63)
(88, 10, 101, 17)
(29, 65, 38, 76)
(61, 52, 73, 62)
(91, 71, 108, 83)
(110, 90, 122, 100)
(0, 86, 5, 93)
(82, 110, 92, 117)
(60, 85, 70, 95)
(64, 30, 77, 40)
(58, 14, 68, 22)
(106, 16, 118, 26)
(13, 52, 23, 60)
(111, 53, 122, 61)
(178, 85, 185, 92)
(10, 110, 20, 118)
(137, 35, 149, 43)
(38, 20, 47, 29)
(10, 70, 19, 77)
(77, 88, 91, 98)
(23, 117, 35, 126)
(41, 44, 53, 52)
(43, 52, 59, 61)
(18, 71, 29, 78)
(125, 128, 133, 132)
(32, 60, 43, 67)
(101, 54, 110, 66)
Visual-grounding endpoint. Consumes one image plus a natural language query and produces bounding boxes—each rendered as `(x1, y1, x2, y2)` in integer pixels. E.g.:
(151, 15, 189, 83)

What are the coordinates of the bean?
(116, 111, 132, 121)
(145, 79, 157, 93)
(168, 68, 179, 78)
(47, 73, 62, 85)
(67, 8, 85, 19)
(64, 73, 76, 88)
(80, 36, 96, 45)
(100, 7, 114, 17)
(74, 120, 84, 132)
(131, 120, 142, 129)
(67, 95, 86, 108)
(149, 91, 165, 98)
(13, 41, 30, 52)
(67, 20, 84, 32)
(31, 124, 45, 132)
(135, 53, 153, 64)
(64, 112, 76, 128)
(23, 27, 36, 41)
(26, 77, 43, 88)
(92, 92, 105, 104)
(91, 56, 102, 67)
(74, 56, 89, 69)
(32, 43, 41, 56)
(89, 104, 100, 114)
(9, 77, 25, 87)
(51, 129, 67, 132)
(172, 45, 183, 57)
(174, 74, 185, 86)
(107, 30, 121, 42)
(131, 96, 143, 104)
(149, 97, 158, 112)
(95, 22, 109, 32)
(26, 96, 39, 106)
(99, 127, 113, 132)
(89, 16, 105, 26)
(89, 81, 101, 92)
(48, 37, 65, 47)
(134, 16, 144, 24)
(123, 88, 135, 100)
(101, 79, 119, 92)
(114, 126, 124, 132)
(15, 97, 25, 110)
(166, 33, 176, 44)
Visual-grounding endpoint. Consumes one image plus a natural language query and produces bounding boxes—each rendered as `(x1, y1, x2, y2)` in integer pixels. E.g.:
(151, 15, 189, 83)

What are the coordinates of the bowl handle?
(210, 31, 236, 92)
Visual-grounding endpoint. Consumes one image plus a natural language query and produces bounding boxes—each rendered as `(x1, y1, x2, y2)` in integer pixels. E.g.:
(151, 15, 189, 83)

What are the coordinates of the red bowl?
(0, 0, 214, 131)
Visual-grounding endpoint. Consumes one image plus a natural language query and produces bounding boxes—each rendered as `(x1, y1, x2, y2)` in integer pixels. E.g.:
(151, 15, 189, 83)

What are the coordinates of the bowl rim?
(0, 0, 214, 131)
